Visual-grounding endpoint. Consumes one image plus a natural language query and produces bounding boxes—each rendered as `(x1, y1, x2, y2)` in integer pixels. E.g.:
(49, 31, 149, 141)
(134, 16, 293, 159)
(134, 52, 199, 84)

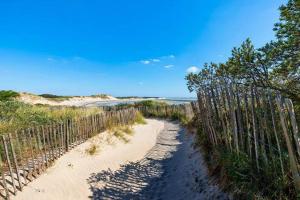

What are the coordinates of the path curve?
(88, 121, 229, 200)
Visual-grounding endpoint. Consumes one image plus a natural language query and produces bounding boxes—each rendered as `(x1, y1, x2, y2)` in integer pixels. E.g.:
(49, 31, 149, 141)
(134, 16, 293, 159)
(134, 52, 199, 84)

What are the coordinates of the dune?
(17, 92, 118, 106)
(12, 119, 164, 200)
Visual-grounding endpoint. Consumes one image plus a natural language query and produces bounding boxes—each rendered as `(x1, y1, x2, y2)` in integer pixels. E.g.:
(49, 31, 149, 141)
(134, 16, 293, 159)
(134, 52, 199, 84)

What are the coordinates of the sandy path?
(13, 120, 229, 200)
(88, 121, 230, 200)
(13, 119, 164, 200)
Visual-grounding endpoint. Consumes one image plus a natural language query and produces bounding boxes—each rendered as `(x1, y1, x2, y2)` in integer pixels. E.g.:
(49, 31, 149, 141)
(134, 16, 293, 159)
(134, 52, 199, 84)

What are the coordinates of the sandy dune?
(13, 119, 164, 200)
(17, 92, 118, 106)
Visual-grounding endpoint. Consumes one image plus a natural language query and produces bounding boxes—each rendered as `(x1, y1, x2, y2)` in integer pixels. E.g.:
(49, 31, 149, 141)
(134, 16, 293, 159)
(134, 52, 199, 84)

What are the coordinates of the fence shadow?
(87, 126, 181, 200)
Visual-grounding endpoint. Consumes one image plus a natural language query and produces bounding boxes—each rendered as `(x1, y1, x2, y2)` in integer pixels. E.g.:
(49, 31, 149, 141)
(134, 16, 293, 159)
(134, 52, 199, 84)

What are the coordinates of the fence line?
(0, 108, 137, 199)
(191, 83, 300, 194)
(137, 103, 194, 120)
(0, 103, 194, 199)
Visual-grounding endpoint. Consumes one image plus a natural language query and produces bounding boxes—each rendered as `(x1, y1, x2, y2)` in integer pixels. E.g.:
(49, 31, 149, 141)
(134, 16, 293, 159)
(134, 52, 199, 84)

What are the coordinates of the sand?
(88, 121, 229, 200)
(17, 93, 118, 106)
(13, 119, 164, 200)
(13, 120, 229, 200)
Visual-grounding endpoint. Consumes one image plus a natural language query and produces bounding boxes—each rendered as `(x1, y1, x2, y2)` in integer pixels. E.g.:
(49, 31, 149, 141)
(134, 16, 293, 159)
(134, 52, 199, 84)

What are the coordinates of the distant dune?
(17, 92, 118, 106)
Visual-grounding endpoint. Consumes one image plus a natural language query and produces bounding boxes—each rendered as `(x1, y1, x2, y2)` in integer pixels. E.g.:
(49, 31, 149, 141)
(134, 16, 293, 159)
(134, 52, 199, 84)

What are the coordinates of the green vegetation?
(134, 100, 168, 108)
(134, 111, 147, 124)
(90, 94, 109, 99)
(0, 100, 102, 134)
(108, 125, 134, 143)
(0, 90, 19, 101)
(39, 93, 70, 101)
(131, 100, 192, 125)
(120, 126, 134, 135)
(186, 1, 300, 199)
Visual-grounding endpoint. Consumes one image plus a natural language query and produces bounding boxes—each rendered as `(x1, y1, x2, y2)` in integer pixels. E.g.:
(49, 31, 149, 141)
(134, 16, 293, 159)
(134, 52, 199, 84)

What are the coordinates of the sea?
(85, 97, 197, 107)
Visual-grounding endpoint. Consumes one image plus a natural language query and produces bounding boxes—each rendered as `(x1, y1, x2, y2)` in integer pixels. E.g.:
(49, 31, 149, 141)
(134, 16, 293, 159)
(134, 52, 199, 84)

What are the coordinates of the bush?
(0, 90, 19, 101)
(90, 94, 109, 99)
(134, 100, 168, 108)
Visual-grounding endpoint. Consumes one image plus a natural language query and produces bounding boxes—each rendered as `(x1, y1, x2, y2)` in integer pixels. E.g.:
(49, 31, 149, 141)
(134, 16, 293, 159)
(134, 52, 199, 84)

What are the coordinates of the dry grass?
(108, 125, 134, 143)
(85, 144, 99, 155)
(0, 101, 103, 134)
(134, 111, 147, 125)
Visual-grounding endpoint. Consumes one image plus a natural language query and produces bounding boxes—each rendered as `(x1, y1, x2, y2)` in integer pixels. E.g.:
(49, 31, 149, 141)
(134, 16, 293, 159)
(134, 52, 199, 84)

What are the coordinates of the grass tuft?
(134, 111, 147, 124)
(85, 144, 98, 155)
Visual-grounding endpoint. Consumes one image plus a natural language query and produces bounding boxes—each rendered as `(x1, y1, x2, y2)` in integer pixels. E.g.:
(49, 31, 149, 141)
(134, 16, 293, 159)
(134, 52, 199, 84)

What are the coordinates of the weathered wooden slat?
(2, 135, 17, 195)
(8, 133, 22, 191)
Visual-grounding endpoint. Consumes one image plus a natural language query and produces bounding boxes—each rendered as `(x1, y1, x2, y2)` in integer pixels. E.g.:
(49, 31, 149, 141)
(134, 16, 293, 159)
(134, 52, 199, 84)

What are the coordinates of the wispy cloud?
(164, 64, 174, 69)
(141, 60, 151, 64)
(47, 56, 86, 63)
(140, 54, 174, 65)
(186, 66, 199, 73)
(151, 58, 160, 62)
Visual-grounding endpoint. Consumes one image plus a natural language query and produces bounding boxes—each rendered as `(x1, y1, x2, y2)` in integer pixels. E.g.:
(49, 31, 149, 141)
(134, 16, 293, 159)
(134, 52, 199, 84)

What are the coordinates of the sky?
(0, 0, 286, 97)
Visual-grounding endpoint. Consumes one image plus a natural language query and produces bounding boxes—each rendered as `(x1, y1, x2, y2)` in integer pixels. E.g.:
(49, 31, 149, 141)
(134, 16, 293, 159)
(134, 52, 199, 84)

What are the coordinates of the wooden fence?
(192, 83, 300, 195)
(137, 103, 194, 120)
(0, 108, 137, 199)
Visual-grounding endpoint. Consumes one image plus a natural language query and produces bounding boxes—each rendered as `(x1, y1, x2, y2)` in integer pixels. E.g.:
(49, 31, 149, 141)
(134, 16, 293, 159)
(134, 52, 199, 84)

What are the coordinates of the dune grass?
(0, 100, 103, 134)
(85, 144, 99, 155)
(134, 111, 147, 125)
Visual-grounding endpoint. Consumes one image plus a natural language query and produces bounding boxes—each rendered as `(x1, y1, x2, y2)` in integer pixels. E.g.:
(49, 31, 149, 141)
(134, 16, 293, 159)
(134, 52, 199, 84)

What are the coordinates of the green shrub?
(90, 94, 109, 99)
(0, 90, 19, 101)
(134, 100, 168, 108)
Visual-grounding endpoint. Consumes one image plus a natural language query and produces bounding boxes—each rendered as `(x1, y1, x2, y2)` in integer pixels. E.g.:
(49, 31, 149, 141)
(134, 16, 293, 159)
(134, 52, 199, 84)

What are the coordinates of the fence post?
(2, 135, 17, 195)
(8, 133, 22, 191)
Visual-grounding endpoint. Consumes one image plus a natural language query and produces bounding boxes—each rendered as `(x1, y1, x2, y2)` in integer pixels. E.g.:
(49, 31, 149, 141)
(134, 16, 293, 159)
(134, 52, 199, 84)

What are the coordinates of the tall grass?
(0, 100, 103, 134)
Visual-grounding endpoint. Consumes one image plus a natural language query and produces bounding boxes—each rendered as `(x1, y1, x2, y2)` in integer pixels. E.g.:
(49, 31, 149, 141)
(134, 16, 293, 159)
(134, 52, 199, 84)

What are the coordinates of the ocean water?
(85, 97, 196, 107)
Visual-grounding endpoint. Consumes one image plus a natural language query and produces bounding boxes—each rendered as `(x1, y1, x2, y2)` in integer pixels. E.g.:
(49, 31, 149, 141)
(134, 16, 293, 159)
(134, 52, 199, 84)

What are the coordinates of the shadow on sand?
(87, 121, 230, 200)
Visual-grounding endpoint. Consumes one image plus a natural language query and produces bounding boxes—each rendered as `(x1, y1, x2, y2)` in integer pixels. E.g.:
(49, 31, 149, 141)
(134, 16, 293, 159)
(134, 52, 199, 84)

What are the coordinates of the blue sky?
(0, 0, 285, 97)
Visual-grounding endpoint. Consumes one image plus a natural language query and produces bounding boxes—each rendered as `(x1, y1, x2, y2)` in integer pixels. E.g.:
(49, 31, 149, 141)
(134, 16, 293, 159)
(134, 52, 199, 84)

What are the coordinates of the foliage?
(186, 0, 300, 103)
(186, 1, 300, 199)
(39, 94, 69, 98)
(0, 101, 102, 134)
(134, 111, 147, 124)
(134, 100, 168, 108)
(0, 90, 19, 101)
(90, 94, 109, 99)
(39, 93, 70, 101)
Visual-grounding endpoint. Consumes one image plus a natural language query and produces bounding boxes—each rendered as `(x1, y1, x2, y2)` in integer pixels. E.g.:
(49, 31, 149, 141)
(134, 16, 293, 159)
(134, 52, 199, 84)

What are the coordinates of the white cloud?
(186, 66, 199, 73)
(164, 64, 174, 69)
(141, 60, 151, 64)
(151, 58, 160, 62)
(140, 55, 175, 65)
